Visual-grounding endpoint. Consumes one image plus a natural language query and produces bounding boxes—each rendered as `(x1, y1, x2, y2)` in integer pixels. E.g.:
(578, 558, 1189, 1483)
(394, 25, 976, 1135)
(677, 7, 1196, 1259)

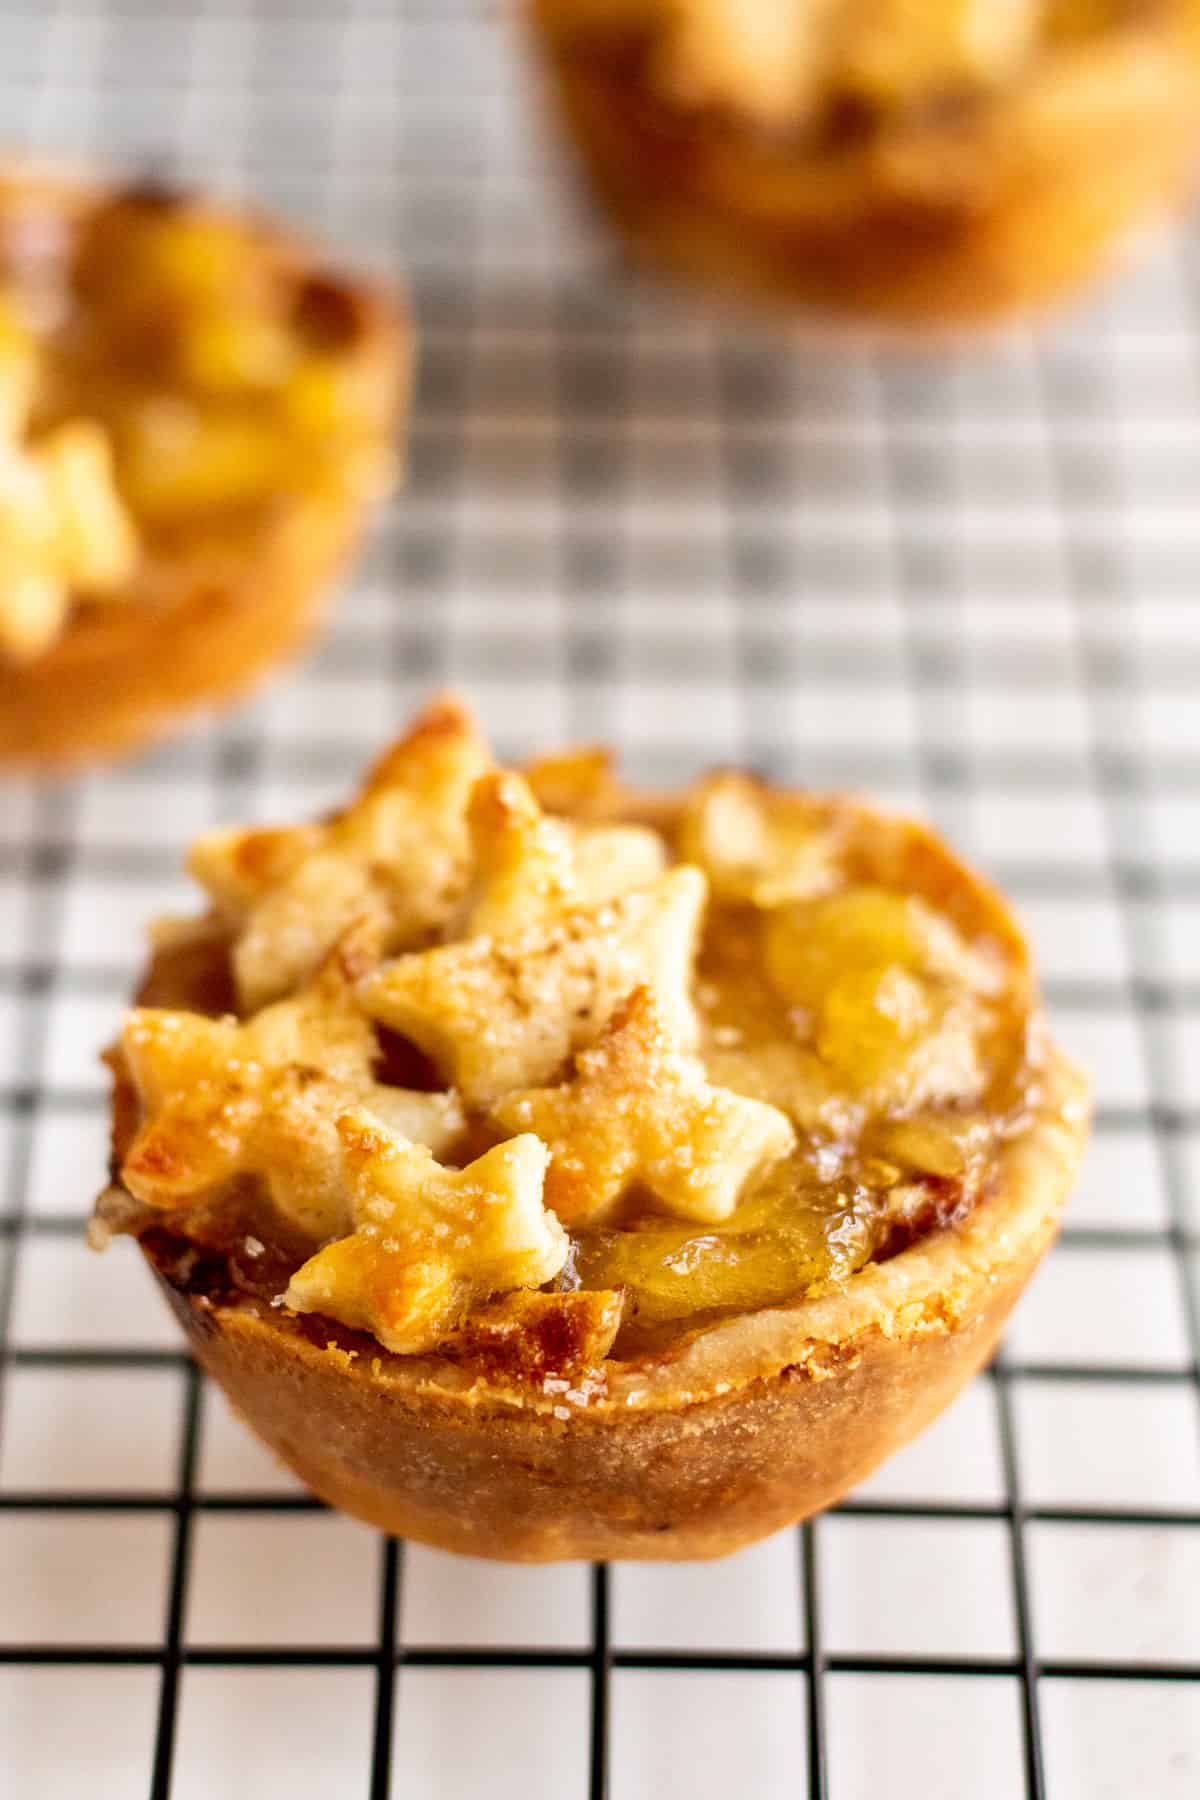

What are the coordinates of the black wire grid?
(1, 3, 1199, 1796)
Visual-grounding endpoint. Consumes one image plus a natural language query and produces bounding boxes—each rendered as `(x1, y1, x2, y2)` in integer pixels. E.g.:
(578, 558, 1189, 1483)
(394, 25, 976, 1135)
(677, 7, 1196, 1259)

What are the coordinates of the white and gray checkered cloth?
(0, 4, 1197, 1796)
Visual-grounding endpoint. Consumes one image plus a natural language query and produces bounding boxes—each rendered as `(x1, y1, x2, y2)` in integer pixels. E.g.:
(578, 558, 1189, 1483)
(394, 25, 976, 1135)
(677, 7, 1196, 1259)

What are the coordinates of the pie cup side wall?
(150, 1248, 1025, 1560)
(138, 1051, 1086, 1562)
(527, 13, 1200, 324)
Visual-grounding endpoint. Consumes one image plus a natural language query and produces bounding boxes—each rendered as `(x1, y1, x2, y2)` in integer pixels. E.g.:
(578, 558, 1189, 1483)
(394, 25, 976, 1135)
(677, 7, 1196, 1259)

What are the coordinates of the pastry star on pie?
(464, 768, 665, 938)
(122, 923, 463, 1240)
(361, 862, 706, 1108)
(496, 985, 794, 1225)
(94, 697, 1088, 1563)
(190, 695, 493, 1011)
(285, 1108, 566, 1355)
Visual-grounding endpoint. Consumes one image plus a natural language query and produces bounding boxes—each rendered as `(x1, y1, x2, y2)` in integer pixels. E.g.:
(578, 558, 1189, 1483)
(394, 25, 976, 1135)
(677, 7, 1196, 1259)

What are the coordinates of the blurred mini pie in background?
(526, 0, 1200, 322)
(93, 694, 1088, 1561)
(0, 165, 407, 764)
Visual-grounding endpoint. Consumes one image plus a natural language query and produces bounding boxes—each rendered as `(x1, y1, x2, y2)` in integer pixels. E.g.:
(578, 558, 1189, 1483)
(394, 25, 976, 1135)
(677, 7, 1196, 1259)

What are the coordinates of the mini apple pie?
(94, 695, 1087, 1560)
(528, 0, 1200, 321)
(0, 166, 406, 764)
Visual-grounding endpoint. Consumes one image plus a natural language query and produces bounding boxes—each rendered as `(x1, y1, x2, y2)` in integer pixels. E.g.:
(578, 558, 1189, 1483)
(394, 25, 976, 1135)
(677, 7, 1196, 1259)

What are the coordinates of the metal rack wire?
(1, 2, 1198, 1796)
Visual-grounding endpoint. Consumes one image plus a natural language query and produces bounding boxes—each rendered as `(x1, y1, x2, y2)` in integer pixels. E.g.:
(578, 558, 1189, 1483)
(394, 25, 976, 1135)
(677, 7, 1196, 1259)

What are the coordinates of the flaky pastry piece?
(495, 985, 794, 1225)
(190, 696, 495, 1012)
(0, 165, 407, 763)
(95, 697, 1087, 1560)
(361, 860, 706, 1108)
(120, 920, 463, 1243)
(188, 701, 667, 1014)
(0, 291, 139, 661)
(528, 0, 1200, 322)
(285, 1110, 566, 1355)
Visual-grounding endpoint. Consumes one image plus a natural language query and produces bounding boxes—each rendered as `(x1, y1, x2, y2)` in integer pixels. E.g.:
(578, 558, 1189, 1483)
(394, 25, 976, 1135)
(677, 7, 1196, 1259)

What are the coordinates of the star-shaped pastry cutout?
(284, 1107, 567, 1356)
(120, 921, 463, 1241)
(677, 772, 844, 908)
(495, 986, 794, 1226)
(464, 770, 665, 939)
(187, 694, 493, 1010)
(361, 863, 707, 1109)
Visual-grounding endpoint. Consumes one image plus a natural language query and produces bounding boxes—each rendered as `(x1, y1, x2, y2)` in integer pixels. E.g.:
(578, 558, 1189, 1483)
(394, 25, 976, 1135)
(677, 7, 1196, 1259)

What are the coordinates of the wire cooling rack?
(1, 2, 1199, 1796)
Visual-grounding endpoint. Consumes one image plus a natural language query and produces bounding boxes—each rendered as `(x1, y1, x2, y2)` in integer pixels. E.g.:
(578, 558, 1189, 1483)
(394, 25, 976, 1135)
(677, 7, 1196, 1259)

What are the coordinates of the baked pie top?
(101, 695, 1045, 1377)
(539, 1, 1169, 134)
(0, 173, 393, 663)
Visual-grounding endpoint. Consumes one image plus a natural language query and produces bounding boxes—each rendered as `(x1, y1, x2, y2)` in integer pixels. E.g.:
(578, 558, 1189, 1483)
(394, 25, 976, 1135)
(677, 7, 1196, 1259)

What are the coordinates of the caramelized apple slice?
(576, 1163, 879, 1330)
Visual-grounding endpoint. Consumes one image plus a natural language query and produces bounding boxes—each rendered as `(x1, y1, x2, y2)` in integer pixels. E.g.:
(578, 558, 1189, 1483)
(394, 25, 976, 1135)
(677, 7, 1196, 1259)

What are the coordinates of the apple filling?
(0, 177, 390, 661)
(98, 698, 1042, 1374)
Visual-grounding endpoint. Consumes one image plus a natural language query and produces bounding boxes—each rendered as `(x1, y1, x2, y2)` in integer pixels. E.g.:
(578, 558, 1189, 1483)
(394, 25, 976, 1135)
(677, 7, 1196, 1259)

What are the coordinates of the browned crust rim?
(0, 161, 410, 766)
(136, 1041, 1086, 1419)
(108, 768, 1087, 1418)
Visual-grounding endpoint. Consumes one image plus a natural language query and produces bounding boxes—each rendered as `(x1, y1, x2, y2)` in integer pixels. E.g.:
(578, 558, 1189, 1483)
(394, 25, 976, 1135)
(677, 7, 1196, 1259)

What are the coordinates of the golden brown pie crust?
(104, 767, 1087, 1560)
(0, 166, 408, 766)
(528, 3, 1200, 323)
(129, 1042, 1083, 1560)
